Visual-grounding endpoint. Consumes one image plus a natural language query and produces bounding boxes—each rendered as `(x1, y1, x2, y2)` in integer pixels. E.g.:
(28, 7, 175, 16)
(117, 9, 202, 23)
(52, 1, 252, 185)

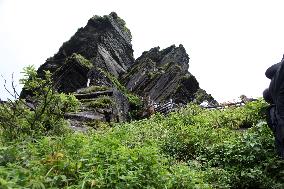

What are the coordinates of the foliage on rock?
(194, 88, 218, 105)
(84, 95, 114, 109)
(98, 68, 142, 109)
(77, 85, 110, 94)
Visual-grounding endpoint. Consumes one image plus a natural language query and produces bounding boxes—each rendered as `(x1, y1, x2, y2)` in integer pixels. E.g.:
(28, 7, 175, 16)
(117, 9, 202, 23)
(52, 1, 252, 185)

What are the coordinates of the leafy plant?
(0, 66, 79, 141)
(0, 91, 283, 188)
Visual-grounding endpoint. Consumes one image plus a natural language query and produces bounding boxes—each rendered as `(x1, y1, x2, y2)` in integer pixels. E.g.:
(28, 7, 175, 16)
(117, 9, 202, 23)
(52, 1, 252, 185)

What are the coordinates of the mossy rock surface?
(122, 45, 208, 104)
(77, 86, 110, 94)
(85, 96, 114, 109)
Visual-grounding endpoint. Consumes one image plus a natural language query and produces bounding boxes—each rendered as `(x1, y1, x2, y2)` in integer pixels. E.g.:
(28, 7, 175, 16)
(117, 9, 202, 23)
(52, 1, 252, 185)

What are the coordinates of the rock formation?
(65, 88, 129, 131)
(22, 12, 216, 126)
(121, 45, 215, 105)
(37, 12, 134, 93)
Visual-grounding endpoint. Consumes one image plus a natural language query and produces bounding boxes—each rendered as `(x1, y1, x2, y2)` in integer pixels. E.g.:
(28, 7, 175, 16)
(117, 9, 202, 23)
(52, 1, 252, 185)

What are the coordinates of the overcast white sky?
(1, 0, 284, 102)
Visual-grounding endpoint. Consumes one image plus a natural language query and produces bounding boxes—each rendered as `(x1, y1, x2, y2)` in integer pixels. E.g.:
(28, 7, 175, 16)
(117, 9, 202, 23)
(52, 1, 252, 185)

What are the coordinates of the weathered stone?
(122, 45, 214, 104)
(22, 12, 216, 125)
(71, 88, 129, 123)
(37, 12, 134, 92)
(65, 111, 104, 122)
(74, 90, 113, 100)
(53, 53, 92, 93)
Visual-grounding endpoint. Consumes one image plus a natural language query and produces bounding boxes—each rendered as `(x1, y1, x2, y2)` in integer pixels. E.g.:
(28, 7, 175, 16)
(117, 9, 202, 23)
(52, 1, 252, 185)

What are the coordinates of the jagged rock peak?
(122, 44, 199, 104)
(88, 12, 132, 44)
(36, 12, 135, 93)
(137, 44, 189, 71)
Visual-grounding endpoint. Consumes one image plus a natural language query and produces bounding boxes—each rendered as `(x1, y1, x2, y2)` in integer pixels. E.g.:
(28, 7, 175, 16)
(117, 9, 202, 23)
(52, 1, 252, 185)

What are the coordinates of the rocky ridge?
(24, 12, 215, 127)
(122, 45, 211, 104)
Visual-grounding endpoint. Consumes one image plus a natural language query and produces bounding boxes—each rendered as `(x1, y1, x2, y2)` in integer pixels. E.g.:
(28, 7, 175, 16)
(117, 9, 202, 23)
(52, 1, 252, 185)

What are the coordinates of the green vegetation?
(0, 66, 79, 141)
(1, 67, 283, 188)
(78, 86, 110, 94)
(1, 94, 283, 188)
(110, 12, 132, 40)
(101, 69, 127, 93)
(85, 96, 114, 109)
(194, 88, 216, 105)
(99, 68, 142, 108)
(126, 93, 142, 108)
(69, 53, 93, 69)
(85, 120, 109, 130)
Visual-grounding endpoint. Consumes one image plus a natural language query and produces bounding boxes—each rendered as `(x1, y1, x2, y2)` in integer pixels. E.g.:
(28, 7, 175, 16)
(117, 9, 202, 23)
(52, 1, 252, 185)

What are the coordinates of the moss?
(86, 96, 114, 109)
(110, 12, 132, 40)
(126, 93, 143, 107)
(161, 62, 182, 72)
(161, 62, 170, 70)
(123, 64, 141, 80)
(70, 53, 93, 69)
(78, 86, 110, 94)
(147, 70, 163, 80)
(181, 74, 191, 81)
(98, 68, 127, 93)
(104, 70, 142, 107)
(92, 12, 132, 41)
(97, 68, 143, 114)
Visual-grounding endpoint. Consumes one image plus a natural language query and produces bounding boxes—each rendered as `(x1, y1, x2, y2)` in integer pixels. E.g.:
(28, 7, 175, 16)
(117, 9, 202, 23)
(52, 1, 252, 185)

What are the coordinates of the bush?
(0, 133, 211, 188)
(0, 93, 283, 188)
(0, 66, 79, 141)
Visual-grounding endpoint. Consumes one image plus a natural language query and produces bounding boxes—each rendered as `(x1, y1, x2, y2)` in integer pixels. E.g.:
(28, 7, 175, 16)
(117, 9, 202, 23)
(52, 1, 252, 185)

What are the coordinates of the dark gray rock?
(121, 45, 214, 104)
(21, 12, 216, 125)
(52, 53, 93, 93)
(69, 88, 129, 124)
(74, 90, 113, 100)
(37, 12, 134, 92)
(112, 89, 130, 122)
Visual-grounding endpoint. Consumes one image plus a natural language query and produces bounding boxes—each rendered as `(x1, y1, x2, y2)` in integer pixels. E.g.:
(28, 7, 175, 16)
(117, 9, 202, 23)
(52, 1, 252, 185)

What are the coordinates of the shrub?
(0, 66, 79, 141)
(0, 95, 283, 188)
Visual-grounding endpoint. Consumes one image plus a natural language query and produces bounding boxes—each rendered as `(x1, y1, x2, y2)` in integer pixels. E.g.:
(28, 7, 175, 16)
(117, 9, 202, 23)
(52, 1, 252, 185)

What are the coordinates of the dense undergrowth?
(1, 100, 284, 188)
(1, 67, 284, 188)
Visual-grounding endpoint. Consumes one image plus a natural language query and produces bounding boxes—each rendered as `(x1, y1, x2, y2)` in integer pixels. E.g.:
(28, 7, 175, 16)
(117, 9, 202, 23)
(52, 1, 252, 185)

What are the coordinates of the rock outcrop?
(121, 45, 214, 105)
(22, 12, 216, 125)
(37, 12, 134, 93)
(66, 88, 129, 131)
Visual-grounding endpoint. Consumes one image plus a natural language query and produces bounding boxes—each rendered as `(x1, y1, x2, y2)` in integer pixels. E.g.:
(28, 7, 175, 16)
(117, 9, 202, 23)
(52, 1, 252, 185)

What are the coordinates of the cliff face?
(122, 45, 201, 104)
(38, 12, 134, 93)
